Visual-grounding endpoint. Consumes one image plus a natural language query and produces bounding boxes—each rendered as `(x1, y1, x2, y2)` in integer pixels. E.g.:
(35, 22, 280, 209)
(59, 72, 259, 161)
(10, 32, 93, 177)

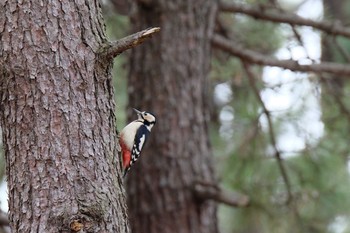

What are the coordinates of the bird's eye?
(144, 113, 148, 116)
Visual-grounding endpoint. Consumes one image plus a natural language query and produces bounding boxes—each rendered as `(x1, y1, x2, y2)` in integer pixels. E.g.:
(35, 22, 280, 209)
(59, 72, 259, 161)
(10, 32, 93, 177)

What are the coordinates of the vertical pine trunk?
(126, 0, 219, 232)
(0, 0, 129, 232)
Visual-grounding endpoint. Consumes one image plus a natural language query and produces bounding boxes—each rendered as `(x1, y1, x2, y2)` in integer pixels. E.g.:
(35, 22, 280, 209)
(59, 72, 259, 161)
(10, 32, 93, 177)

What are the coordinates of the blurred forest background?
(103, 0, 350, 232)
(2, 0, 350, 232)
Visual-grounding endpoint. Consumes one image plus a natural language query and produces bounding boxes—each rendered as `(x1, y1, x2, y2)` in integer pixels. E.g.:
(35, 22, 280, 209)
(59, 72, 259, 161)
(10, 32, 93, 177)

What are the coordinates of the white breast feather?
(120, 121, 143, 150)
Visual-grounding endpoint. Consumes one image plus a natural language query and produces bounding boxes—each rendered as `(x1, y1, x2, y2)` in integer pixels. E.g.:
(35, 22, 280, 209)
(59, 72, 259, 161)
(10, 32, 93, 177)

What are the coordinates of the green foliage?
(216, 97, 350, 232)
(112, 56, 128, 129)
(323, 36, 350, 64)
(103, 7, 130, 129)
(211, 3, 350, 230)
(233, 18, 283, 54)
(103, 6, 129, 41)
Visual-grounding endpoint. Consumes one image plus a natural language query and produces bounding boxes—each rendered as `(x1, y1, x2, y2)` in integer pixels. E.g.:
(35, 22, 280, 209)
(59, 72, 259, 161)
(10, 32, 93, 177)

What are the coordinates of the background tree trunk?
(321, 0, 350, 157)
(0, 0, 129, 232)
(126, 0, 219, 233)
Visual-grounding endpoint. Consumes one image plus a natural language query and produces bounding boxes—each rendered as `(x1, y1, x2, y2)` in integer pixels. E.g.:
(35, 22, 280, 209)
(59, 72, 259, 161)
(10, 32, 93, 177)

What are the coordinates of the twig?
(219, 2, 350, 39)
(192, 181, 249, 207)
(212, 34, 350, 76)
(100, 27, 160, 59)
(242, 62, 293, 204)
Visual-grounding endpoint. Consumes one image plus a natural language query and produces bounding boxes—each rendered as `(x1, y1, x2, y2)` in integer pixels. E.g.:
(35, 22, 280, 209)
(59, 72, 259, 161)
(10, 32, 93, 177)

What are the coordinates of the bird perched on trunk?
(119, 108, 156, 177)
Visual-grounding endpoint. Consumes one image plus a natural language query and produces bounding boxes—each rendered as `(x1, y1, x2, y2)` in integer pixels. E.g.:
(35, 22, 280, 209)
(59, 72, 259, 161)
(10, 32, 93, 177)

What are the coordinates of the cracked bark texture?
(126, 0, 219, 233)
(0, 0, 129, 232)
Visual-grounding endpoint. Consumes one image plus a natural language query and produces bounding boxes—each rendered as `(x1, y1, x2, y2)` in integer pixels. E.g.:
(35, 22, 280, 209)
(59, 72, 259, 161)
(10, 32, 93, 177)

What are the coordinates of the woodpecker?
(119, 108, 156, 177)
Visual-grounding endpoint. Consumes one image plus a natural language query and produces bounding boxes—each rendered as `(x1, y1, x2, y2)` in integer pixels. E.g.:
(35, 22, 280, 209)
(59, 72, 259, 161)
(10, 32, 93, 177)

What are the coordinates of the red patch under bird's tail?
(120, 139, 131, 176)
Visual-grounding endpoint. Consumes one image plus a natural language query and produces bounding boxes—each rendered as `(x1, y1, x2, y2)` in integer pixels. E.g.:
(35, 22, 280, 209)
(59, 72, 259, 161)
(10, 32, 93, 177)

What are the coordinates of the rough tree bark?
(126, 0, 219, 233)
(0, 0, 131, 232)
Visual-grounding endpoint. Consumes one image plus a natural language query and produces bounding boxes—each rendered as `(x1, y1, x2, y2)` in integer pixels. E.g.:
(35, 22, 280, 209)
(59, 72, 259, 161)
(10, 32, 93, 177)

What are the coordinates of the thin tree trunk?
(321, 0, 349, 137)
(321, 0, 347, 91)
(126, 0, 219, 233)
(0, 0, 129, 232)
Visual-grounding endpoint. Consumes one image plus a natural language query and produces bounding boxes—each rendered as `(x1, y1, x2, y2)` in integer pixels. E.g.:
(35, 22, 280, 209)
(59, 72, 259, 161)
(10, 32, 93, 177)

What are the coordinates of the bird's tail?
(123, 167, 130, 178)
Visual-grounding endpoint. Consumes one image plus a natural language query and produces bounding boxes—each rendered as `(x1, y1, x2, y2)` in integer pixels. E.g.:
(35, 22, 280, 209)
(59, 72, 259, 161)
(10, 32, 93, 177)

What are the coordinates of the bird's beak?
(133, 108, 142, 116)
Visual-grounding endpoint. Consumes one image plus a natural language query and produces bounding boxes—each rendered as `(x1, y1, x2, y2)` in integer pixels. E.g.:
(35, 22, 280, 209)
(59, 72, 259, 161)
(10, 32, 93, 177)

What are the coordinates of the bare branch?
(100, 27, 160, 59)
(242, 62, 293, 204)
(219, 2, 350, 39)
(212, 34, 350, 76)
(192, 181, 249, 208)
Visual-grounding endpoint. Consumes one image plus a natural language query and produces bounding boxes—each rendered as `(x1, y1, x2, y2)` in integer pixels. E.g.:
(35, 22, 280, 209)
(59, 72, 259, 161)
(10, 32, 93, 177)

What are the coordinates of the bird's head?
(133, 108, 156, 127)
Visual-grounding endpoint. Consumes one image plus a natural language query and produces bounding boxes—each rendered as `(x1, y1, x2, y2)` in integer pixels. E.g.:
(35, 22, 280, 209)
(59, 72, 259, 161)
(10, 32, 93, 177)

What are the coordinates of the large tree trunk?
(126, 0, 219, 233)
(0, 0, 129, 232)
